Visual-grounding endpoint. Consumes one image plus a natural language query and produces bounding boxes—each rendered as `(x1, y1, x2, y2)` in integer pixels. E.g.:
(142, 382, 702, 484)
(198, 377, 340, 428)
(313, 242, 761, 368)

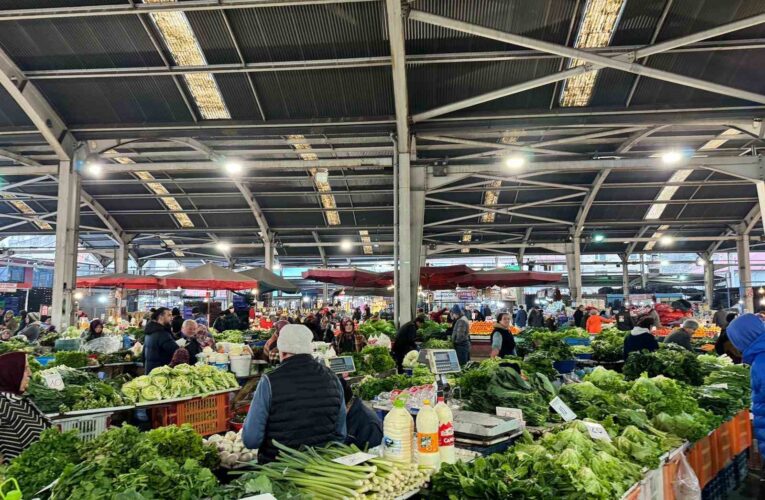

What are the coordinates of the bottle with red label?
(434, 395, 455, 464)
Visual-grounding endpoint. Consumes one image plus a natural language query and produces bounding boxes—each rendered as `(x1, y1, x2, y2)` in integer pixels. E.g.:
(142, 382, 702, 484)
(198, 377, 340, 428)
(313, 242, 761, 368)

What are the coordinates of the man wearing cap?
(664, 318, 699, 351)
(242, 324, 346, 463)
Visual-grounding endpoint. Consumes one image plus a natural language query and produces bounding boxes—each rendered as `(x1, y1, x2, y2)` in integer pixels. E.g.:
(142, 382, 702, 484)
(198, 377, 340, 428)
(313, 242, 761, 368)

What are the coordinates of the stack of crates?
(55, 413, 111, 441)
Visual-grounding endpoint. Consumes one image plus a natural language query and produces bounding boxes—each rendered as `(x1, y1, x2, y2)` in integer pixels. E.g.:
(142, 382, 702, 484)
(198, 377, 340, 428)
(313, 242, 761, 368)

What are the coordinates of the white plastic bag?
(673, 451, 701, 500)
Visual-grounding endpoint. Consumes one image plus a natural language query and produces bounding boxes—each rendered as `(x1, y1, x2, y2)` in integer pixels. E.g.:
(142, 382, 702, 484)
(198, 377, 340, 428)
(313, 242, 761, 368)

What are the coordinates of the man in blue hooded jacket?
(726, 314, 765, 461)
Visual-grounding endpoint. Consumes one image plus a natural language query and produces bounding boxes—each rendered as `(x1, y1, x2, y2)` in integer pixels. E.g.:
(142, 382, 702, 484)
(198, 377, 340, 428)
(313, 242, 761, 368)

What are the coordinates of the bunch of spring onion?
(256, 441, 431, 499)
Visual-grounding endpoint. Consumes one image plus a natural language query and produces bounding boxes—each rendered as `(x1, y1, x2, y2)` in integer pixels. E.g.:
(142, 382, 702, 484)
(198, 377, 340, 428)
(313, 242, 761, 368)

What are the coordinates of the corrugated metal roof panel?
(656, 0, 765, 42)
(0, 87, 32, 127)
(609, 0, 667, 46)
(252, 66, 393, 120)
(0, 17, 164, 71)
(36, 77, 194, 125)
(185, 10, 240, 65)
(227, 2, 388, 63)
(0, 0, 127, 7)
(215, 73, 263, 121)
(408, 59, 560, 114)
(408, 0, 577, 54)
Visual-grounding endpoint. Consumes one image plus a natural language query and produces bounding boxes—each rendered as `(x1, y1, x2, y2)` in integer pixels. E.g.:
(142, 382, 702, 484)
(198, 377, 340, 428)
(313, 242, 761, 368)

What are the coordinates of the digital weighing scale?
(416, 349, 461, 402)
(325, 356, 356, 374)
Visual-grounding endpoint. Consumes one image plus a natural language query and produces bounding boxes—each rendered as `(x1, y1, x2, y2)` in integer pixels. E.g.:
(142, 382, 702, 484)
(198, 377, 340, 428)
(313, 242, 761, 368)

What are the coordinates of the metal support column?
(640, 254, 648, 289)
(565, 238, 583, 305)
(621, 255, 630, 305)
(115, 240, 129, 274)
(263, 238, 274, 270)
(397, 152, 414, 323)
(737, 234, 754, 312)
(51, 160, 81, 329)
(704, 257, 716, 310)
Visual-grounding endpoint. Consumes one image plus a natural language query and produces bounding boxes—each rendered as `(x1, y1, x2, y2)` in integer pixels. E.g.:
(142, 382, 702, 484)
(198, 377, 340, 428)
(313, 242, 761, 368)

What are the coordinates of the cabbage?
(402, 350, 420, 368)
(131, 376, 152, 389)
(122, 386, 139, 403)
(140, 385, 162, 401)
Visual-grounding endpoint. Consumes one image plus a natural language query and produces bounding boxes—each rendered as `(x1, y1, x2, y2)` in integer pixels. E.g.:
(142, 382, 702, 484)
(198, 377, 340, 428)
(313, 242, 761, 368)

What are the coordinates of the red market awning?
(379, 264, 475, 289)
(162, 263, 259, 291)
(302, 268, 392, 288)
(76, 273, 164, 290)
(455, 271, 563, 289)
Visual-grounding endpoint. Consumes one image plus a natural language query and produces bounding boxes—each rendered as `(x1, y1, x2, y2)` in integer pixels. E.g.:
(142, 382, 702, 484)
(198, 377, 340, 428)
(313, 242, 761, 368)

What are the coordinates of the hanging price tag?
(332, 451, 377, 466)
(583, 421, 612, 442)
(549, 396, 577, 422)
(42, 371, 65, 391)
(496, 407, 524, 421)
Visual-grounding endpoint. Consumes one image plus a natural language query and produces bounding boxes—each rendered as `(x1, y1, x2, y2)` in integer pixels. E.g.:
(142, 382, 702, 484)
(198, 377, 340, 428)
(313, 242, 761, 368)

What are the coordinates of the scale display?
(426, 349, 461, 374)
(326, 356, 356, 374)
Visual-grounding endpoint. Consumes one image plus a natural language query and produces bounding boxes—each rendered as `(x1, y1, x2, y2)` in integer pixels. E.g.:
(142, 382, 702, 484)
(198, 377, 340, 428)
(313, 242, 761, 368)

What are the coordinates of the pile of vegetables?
(50, 350, 92, 369)
(431, 423, 643, 499)
(246, 328, 273, 341)
(97, 349, 139, 365)
(357, 319, 396, 338)
(351, 345, 396, 375)
(0, 338, 32, 354)
(204, 430, 256, 467)
(590, 328, 626, 362)
(355, 366, 434, 400)
(655, 303, 692, 326)
(120, 363, 239, 403)
(240, 441, 431, 500)
(27, 366, 126, 413)
(125, 326, 145, 343)
(696, 364, 751, 419)
(213, 329, 244, 343)
(416, 320, 448, 342)
(39, 331, 60, 347)
(422, 338, 453, 349)
(529, 330, 574, 362)
(50, 425, 219, 500)
(61, 326, 82, 339)
(623, 344, 704, 385)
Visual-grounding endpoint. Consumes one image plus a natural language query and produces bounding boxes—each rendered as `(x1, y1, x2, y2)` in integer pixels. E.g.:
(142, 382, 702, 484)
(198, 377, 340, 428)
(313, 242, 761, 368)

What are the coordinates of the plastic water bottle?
(435, 396, 456, 464)
(415, 399, 441, 469)
(383, 397, 413, 464)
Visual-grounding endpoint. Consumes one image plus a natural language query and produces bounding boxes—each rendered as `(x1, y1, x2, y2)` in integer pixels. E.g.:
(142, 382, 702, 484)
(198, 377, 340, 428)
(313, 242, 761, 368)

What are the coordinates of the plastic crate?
(563, 337, 591, 346)
(553, 359, 577, 373)
(177, 393, 231, 436)
(688, 435, 715, 489)
(640, 465, 664, 500)
(620, 482, 641, 500)
(731, 409, 752, 456)
(734, 451, 749, 485)
(55, 413, 110, 441)
(54, 338, 82, 351)
(713, 419, 734, 470)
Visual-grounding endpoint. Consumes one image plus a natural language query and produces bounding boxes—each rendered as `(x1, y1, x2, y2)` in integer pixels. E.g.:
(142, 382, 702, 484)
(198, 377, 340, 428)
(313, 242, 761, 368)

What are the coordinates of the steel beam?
(95, 158, 391, 173)
(565, 239, 583, 304)
(408, 10, 765, 120)
(51, 161, 81, 329)
(737, 234, 754, 312)
(574, 169, 611, 238)
(416, 134, 577, 157)
(616, 126, 669, 154)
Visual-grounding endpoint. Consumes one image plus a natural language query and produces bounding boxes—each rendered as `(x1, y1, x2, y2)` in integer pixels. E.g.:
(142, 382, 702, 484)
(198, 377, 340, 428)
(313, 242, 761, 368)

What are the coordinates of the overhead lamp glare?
(340, 239, 353, 251)
(504, 155, 525, 170)
(660, 150, 684, 165)
(593, 233, 605, 243)
(224, 159, 243, 176)
(659, 235, 674, 246)
(216, 241, 231, 252)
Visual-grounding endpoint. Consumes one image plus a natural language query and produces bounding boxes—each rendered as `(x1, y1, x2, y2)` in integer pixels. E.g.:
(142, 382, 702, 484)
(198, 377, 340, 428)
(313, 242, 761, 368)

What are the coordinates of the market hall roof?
(0, 0, 764, 266)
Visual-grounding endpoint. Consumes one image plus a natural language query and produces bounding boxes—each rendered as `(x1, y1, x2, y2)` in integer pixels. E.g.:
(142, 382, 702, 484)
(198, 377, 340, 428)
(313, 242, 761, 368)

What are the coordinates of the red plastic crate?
(176, 393, 231, 436)
(687, 435, 715, 488)
(731, 409, 752, 456)
(714, 419, 734, 469)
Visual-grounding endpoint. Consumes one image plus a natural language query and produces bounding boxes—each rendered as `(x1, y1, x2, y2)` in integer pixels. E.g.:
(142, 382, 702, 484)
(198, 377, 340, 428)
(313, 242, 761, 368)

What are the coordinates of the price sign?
(42, 371, 65, 391)
(496, 407, 524, 421)
(709, 383, 728, 390)
(332, 451, 377, 466)
(549, 396, 577, 422)
(583, 421, 612, 442)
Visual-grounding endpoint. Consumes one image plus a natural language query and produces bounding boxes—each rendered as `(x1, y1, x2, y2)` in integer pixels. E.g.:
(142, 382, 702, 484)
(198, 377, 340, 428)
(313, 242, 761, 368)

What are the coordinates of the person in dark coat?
(364, 305, 371, 321)
(317, 314, 335, 343)
(726, 314, 765, 481)
(212, 311, 226, 332)
(527, 306, 544, 328)
(715, 312, 742, 363)
(339, 377, 382, 448)
(615, 306, 634, 331)
(393, 314, 426, 372)
(514, 306, 527, 328)
(490, 312, 516, 358)
(84, 319, 104, 342)
(664, 319, 698, 351)
(623, 318, 659, 359)
(143, 307, 178, 374)
(223, 306, 241, 330)
(352, 307, 362, 322)
(170, 307, 183, 336)
(180, 319, 204, 365)
(14, 310, 28, 335)
(573, 305, 585, 328)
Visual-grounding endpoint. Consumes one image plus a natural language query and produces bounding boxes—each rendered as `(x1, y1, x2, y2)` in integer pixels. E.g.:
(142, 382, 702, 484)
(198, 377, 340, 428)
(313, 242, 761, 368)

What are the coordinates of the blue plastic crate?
(563, 337, 591, 346)
(553, 359, 577, 373)
(36, 355, 54, 367)
(575, 353, 593, 360)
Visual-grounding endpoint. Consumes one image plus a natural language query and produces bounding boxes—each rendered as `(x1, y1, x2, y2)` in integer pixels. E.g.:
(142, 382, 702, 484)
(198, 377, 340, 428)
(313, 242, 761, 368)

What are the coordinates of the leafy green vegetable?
(356, 320, 396, 338)
(213, 330, 244, 343)
(590, 328, 626, 362)
(355, 366, 434, 400)
(416, 320, 448, 342)
(530, 330, 574, 362)
(350, 345, 395, 374)
(27, 367, 126, 413)
(624, 344, 704, 386)
(422, 338, 453, 349)
(120, 364, 238, 403)
(50, 351, 91, 369)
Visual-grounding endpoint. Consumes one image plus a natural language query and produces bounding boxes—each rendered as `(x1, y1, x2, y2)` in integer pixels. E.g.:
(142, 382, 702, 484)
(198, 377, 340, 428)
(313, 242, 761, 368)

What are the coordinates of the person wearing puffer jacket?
(726, 314, 765, 466)
(450, 304, 471, 365)
(623, 318, 659, 360)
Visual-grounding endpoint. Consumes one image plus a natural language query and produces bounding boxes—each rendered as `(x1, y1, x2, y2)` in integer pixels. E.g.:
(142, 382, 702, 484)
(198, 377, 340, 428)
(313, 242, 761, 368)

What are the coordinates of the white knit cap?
(277, 324, 313, 355)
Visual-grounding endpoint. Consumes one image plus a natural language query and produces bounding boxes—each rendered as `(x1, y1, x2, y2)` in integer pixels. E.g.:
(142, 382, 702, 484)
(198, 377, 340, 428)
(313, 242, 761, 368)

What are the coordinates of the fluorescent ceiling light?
(224, 159, 243, 176)
(660, 150, 684, 165)
(288, 134, 341, 226)
(659, 234, 674, 246)
(481, 180, 502, 223)
(560, 0, 626, 107)
(134, 170, 195, 228)
(144, 0, 230, 120)
(461, 230, 472, 253)
(1, 195, 53, 230)
(644, 169, 693, 220)
(644, 224, 669, 252)
(177, 265, 186, 272)
(359, 230, 373, 255)
(162, 239, 185, 257)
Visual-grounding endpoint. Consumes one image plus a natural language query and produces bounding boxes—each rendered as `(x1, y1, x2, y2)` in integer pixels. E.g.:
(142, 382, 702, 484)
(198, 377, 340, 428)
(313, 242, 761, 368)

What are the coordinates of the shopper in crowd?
(14, 310, 28, 335)
(392, 314, 425, 373)
(2, 311, 16, 334)
(194, 324, 216, 349)
(430, 307, 448, 323)
(450, 305, 471, 365)
(0, 351, 50, 463)
(544, 314, 557, 331)
(170, 307, 184, 337)
(725, 314, 765, 473)
(664, 318, 698, 351)
(178, 319, 204, 365)
(528, 306, 545, 328)
(623, 318, 659, 359)
(243, 325, 346, 463)
(84, 319, 104, 342)
(338, 377, 382, 449)
(514, 305, 527, 328)
(264, 315, 290, 364)
(352, 307, 362, 322)
(192, 307, 208, 327)
(713, 307, 731, 328)
(0, 308, 5, 326)
(615, 305, 635, 332)
(17, 312, 43, 343)
(714, 312, 742, 363)
(573, 305, 585, 328)
(317, 314, 335, 343)
(223, 306, 241, 330)
(332, 318, 367, 355)
(143, 307, 178, 374)
(643, 307, 662, 329)
(557, 308, 568, 327)
(586, 309, 605, 334)
(212, 311, 226, 332)
(364, 304, 372, 321)
(490, 312, 515, 359)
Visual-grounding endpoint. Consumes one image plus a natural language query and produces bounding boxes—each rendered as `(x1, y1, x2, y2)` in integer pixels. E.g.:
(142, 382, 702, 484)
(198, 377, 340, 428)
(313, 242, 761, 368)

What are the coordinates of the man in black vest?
(242, 324, 346, 463)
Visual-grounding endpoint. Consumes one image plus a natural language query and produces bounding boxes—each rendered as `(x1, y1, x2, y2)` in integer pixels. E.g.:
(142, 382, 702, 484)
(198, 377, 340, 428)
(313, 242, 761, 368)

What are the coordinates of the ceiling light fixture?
(659, 235, 674, 246)
(660, 150, 684, 166)
(340, 239, 353, 251)
(177, 265, 186, 272)
(696, 257, 705, 266)
(593, 233, 605, 243)
(224, 159, 243, 176)
(216, 241, 231, 253)
(504, 155, 525, 170)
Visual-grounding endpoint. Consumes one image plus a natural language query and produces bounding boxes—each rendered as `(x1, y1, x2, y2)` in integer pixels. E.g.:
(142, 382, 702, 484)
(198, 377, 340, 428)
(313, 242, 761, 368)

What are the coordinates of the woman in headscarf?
(84, 319, 104, 342)
(3, 311, 18, 335)
(332, 318, 367, 354)
(0, 352, 50, 463)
